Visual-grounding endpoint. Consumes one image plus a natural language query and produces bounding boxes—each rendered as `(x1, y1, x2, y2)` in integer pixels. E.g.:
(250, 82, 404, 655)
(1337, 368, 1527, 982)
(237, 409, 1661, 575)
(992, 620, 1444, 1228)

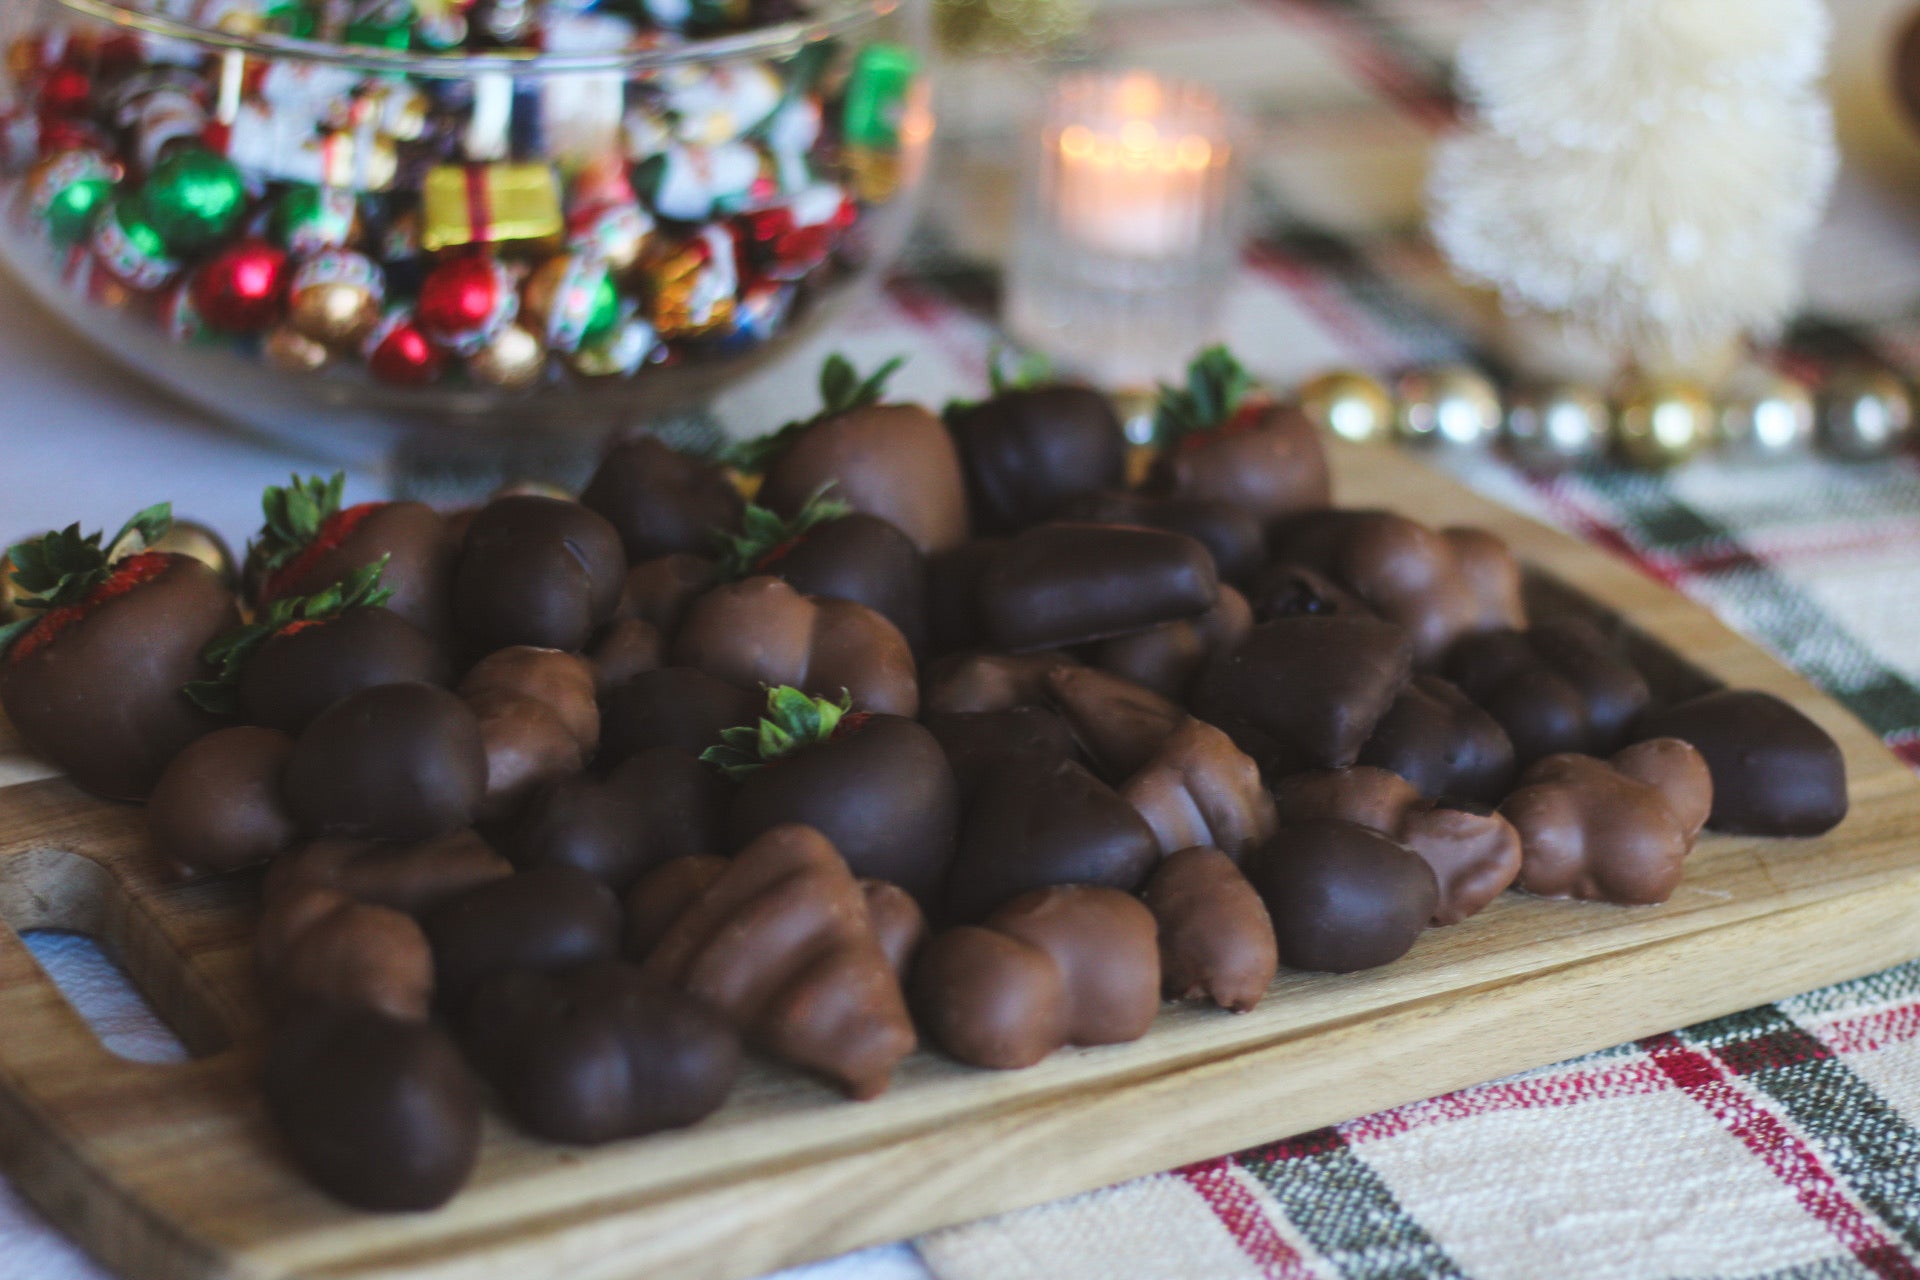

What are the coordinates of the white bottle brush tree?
(1428, 0, 1839, 368)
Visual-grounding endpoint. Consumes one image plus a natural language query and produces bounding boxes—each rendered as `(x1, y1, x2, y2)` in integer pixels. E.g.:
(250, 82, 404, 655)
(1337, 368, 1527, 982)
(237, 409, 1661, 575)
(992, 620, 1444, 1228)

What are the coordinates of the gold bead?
(1505, 383, 1612, 472)
(149, 520, 239, 587)
(1717, 367, 1814, 461)
(469, 323, 547, 392)
(1395, 364, 1502, 450)
(1615, 379, 1713, 470)
(1818, 366, 1914, 461)
(1298, 369, 1394, 446)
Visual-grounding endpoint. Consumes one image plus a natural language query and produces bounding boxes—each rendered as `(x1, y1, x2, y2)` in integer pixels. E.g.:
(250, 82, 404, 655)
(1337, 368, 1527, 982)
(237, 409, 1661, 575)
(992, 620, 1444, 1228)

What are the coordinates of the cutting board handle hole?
(0, 847, 233, 1060)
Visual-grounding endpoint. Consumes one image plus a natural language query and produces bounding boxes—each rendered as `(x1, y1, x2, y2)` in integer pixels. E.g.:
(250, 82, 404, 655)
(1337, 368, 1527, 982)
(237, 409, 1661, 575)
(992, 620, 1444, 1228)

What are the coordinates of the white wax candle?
(1049, 75, 1224, 260)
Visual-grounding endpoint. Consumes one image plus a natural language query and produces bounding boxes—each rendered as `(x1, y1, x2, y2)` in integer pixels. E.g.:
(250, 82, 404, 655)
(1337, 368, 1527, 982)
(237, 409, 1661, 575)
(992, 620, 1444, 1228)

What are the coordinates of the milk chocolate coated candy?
(759, 403, 971, 555)
(755, 512, 928, 657)
(1274, 767, 1521, 925)
(458, 648, 600, 820)
(671, 576, 919, 717)
(1358, 674, 1515, 802)
(264, 1006, 480, 1211)
(1146, 402, 1330, 527)
(912, 885, 1158, 1069)
(1254, 820, 1438, 972)
(1498, 739, 1711, 904)
(262, 501, 456, 642)
(1142, 847, 1277, 1011)
(925, 707, 1079, 800)
(147, 726, 297, 877)
(1191, 615, 1414, 776)
(1061, 491, 1266, 586)
(727, 714, 959, 903)
(284, 683, 487, 842)
(463, 960, 739, 1146)
(424, 864, 623, 1008)
(623, 855, 729, 960)
(976, 523, 1219, 652)
(1447, 619, 1650, 767)
(942, 757, 1159, 924)
(601, 667, 762, 762)
(1120, 718, 1279, 863)
(452, 496, 626, 654)
(948, 385, 1128, 534)
(1637, 689, 1847, 835)
(1042, 664, 1184, 782)
(1270, 511, 1524, 668)
(266, 829, 513, 915)
(581, 436, 745, 561)
(863, 880, 927, 977)
(514, 747, 727, 891)
(616, 553, 717, 638)
(257, 886, 434, 1021)
(923, 649, 1075, 715)
(240, 607, 448, 734)
(1087, 584, 1253, 701)
(1, 555, 238, 800)
(640, 825, 916, 1098)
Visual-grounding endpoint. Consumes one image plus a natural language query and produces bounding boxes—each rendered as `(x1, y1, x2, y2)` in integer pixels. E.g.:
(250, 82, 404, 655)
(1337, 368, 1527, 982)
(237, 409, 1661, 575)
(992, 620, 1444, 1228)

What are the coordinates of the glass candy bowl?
(0, 0, 931, 463)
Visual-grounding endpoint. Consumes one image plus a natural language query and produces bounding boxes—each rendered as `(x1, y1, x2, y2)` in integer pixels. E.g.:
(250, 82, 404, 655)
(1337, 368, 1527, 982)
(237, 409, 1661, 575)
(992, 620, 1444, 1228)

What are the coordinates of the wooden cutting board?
(3, 440, 1918, 1280)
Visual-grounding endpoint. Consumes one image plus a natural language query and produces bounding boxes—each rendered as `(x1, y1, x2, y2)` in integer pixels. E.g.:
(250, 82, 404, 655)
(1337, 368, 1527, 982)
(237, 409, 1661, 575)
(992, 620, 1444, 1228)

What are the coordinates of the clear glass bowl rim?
(45, 0, 901, 78)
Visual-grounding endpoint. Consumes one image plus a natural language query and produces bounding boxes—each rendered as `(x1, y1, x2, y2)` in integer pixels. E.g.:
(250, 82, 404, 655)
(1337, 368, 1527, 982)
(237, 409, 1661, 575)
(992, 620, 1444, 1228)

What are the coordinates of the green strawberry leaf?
(184, 556, 393, 715)
(1153, 345, 1257, 446)
(710, 485, 851, 580)
(1, 501, 178, 660)
(726, 354, 909, 475)
(254, 473, 346, 576)
(699, 684, 854, 780)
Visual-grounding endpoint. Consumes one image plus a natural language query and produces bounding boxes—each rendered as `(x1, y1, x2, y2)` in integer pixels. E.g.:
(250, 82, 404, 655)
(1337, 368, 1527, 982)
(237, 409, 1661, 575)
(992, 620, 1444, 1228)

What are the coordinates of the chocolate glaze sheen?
(728, 714, 960, 903)
(925, 706, 1080, 800)
(283, 682, 487, 842)
(1061, 491, 1266, 586)
(0, 555, 238, 800)
(1637, 689, 1847, 836)
(1358, 674, 1515, 802)
(423, 863, 624, 1009)
(1254, 819, 1438, 973)
(452, 496, 626, 654)
(581, 436, 745, 561)
(976, 523, 1219, 652)
(513, 747, 728, 891)
(240, 607, 449, 734)
(947, 385, 1128, 534)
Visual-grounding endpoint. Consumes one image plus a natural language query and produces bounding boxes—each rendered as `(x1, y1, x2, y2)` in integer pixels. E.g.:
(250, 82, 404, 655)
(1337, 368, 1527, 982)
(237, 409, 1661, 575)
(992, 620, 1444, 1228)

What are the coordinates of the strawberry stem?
(700, 685, 855, 780)
(184, 556, 393, 715)
(0, 503, 174, 659)
(1153, 346, 1258, 446)
(711, 485, 850, 581)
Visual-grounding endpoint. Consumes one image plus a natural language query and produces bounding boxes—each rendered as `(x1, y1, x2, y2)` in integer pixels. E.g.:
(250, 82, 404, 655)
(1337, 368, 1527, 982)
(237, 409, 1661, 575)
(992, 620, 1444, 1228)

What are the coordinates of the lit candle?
(1043, 73, 1231, 260)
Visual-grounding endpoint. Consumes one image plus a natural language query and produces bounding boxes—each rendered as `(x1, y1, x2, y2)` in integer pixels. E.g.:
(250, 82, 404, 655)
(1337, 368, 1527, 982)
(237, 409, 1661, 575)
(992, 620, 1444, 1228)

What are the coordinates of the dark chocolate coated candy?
(948, 386, 1128, 534)
(1246, 563, 1373, 623)
(728, 714, 959, 903)
(942, 757, 1159, 923)
(513, 747, 727, 891)
(976, 523, 1219, 652)
(263, 1006, 480, 1211)
(1358, 674, 1515, 802)
(1637, 689, 1847, 836)
(423, 864, 623, 1009)
(147, 725, 297, 878)
(283, 683, 486, 842)
(581, 436, 745, 562)
(762, 512, 927, 657)
(241, 607, 449, 734)
(452, 496, 626, 654)
(1060, 491, 1265, 585)
(600, 667, 762, 763)
(925, 538, 1002, 657)
(1191, 615, 1414, 776)
(463, 960, 739, 1146)
(1447, 619, 1649, 766)
(1253, 819, 1437, 973)
(924, 706, 1080, 801)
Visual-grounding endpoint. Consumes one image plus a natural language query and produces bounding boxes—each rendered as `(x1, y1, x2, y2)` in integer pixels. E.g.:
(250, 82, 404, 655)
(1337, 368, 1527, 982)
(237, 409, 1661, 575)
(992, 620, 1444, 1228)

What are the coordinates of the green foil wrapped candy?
(141, 148, 249, 255)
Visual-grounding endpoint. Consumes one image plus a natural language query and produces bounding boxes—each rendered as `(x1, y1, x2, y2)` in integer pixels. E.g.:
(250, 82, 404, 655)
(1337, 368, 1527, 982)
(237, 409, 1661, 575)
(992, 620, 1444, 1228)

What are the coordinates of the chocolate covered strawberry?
(581, 435, 745, 562)
(944, 358, 1128, 534)
(735, 354, 970, 555)
(250, 473, 456, 641)
(1144, 346, 1330, 528)
(714, 490, 927, 656)
(703, 686, 959, 903)
(187, 558, 448, 734)
(0, 504, 240, 799)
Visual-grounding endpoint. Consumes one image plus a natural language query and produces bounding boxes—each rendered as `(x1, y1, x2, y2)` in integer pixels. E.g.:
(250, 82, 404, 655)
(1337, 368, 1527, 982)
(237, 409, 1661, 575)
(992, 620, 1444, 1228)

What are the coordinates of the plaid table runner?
(8, 2, 1920, 1278)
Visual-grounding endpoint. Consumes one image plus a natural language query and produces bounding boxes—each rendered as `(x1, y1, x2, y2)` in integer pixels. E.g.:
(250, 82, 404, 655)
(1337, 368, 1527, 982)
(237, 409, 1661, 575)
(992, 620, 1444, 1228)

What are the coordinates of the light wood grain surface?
(1, 440, 1916, 1280)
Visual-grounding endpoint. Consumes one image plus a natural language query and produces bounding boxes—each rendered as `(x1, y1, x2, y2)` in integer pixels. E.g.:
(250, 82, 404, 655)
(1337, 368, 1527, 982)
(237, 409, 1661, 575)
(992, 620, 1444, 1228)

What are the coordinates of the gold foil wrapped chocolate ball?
(1395, 364, 1502, 450)
(1717, 368, 1815, 461)
(264, 325, 332, 374)
(0, 553, 21, 624)
(1615, 379, 1712, 470)
(468, 323, 547, 392)
(1299, 369, 1394, 446)
(1819, 367, 1914, 461)
(150, 519, 239, 586)
(1504, 384, 1611, 473)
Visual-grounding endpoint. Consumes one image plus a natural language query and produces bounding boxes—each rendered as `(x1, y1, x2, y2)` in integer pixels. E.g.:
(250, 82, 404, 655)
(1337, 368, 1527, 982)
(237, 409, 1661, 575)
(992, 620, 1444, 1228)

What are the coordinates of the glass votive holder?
(1004, 70, 1243, 395)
